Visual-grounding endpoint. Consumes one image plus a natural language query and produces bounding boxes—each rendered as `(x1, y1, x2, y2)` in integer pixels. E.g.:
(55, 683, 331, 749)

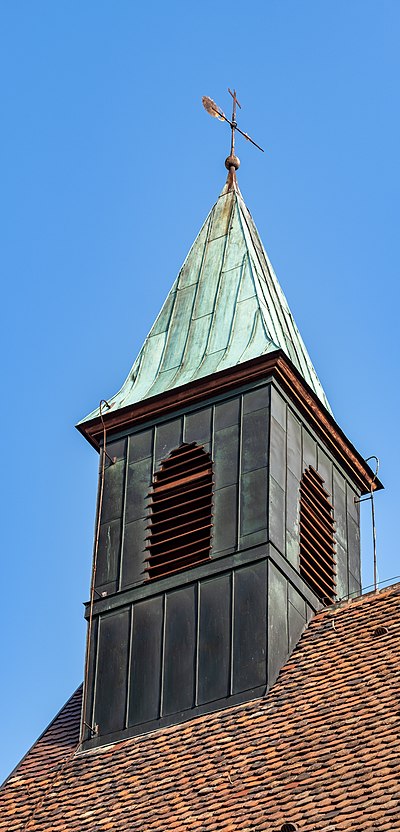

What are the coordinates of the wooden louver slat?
(146, 442, 213, 580)
(299, 466, 336, 604)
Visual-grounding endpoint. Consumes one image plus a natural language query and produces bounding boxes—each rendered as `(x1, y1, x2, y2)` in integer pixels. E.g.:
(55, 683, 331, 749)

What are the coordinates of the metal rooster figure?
(202, 88, 264, 179)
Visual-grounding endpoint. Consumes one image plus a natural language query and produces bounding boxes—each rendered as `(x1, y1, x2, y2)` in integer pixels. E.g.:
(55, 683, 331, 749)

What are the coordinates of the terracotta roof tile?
(2, 583, 400, 830)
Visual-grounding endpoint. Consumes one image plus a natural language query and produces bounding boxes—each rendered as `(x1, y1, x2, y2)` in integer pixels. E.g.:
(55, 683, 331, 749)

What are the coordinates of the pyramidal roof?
(81, 179, 330, 423)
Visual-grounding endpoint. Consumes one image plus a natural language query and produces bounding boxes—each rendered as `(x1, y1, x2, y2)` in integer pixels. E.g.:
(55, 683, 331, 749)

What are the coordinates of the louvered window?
(299, 466, 336, 604)
(145, 443, 213, 580)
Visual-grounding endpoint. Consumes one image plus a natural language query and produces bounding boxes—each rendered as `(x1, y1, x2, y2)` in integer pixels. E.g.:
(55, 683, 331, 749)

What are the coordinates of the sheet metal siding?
(84, 549, 316, 745)
(94, 387, 271, 596)
(197, 574, 231, 704)
(95, 384, 360, 601)
(94, 608, 130, 735)
(80, 186, 330, 425)
(269, 385, 361, 600)
(86, 381, 362, 746)
(128, 596, 163, 725)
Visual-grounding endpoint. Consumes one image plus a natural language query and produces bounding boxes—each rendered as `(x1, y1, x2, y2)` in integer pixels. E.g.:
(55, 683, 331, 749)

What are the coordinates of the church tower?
(77, 106, 380, 749)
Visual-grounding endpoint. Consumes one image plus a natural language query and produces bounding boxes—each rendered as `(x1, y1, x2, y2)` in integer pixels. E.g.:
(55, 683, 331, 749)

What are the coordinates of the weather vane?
(202, 88, 264, 182)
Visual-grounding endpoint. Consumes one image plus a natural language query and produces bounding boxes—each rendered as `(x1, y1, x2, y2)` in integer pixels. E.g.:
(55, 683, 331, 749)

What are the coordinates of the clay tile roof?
(2, 582, 400, 831)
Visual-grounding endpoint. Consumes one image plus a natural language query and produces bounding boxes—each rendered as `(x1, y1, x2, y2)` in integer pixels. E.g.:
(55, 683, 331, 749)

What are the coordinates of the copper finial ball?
(225, 154, 240, 171)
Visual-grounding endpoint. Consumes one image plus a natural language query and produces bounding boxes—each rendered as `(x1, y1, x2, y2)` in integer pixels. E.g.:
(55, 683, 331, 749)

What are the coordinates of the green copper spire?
(81, 180, 330, 424)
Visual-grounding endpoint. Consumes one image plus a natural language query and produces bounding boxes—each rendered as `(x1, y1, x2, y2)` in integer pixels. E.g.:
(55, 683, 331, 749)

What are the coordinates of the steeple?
(77, 106, 381, 751)
(81, 179, 330, 426)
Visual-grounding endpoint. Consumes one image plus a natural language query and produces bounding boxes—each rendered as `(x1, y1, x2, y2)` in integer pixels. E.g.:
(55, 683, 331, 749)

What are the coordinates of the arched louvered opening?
(145, 443, 213, 581)
(299, 466, 336, 605)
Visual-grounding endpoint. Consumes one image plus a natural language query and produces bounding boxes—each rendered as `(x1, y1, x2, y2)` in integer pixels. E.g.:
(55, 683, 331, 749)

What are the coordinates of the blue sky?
(1, 1, 399, 783)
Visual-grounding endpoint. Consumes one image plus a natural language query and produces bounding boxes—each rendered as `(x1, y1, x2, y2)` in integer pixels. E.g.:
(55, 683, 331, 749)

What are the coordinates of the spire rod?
(202, 88, 264, 188)
(228, 87, 241, 158)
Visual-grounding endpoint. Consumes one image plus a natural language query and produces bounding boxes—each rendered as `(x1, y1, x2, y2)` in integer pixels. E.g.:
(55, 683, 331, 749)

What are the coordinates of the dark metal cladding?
(240, 467, 269, 537)
(241, 407, 269, 473)
(83, 545, 321, 749)
(232, 561, 267, 693)
(96, 519, 121, 592)
(212, 484, 238, 553)
(83, 381, 366, 749)
(163, 586, 196, 715)
(184, 407, 212, 446)
(154, 419, 183, 467)
(214, 397, 240, 430)
(214, 424, 239, 489)
(121, 518, 147, 587)
(129, 596, 163, 725)
(125, 457, 153, 524)
(100, 458, 125, 524)
(93, 609, 130, 736)
(128, 428, 153, 464)
(268, 561, 289, 687)
(198, 574, 231, 704)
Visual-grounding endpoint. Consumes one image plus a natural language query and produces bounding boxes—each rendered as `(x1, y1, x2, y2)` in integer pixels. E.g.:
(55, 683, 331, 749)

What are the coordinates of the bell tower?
(77, 100, 381, 749)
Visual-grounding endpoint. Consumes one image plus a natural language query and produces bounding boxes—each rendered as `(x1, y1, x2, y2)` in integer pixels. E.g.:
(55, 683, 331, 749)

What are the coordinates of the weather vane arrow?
(202, 88, 264, 187)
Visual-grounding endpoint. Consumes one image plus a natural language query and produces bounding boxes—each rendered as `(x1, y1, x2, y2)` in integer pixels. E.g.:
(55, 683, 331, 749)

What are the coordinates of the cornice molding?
(77, 350, 382, 495)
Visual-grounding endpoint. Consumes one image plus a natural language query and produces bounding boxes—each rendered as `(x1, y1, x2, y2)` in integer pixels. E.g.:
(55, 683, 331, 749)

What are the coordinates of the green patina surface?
(81, 180, 330, 423)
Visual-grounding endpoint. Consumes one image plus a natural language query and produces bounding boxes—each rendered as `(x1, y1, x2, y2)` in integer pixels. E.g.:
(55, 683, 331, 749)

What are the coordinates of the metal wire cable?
(23, 400, 113, 829)
(338, 574, 400, 603)
(365, 455, 380, 592)
(355, 455, 380, 593)
(22, 400, 112, 831)
(80, 399, 111, 741)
